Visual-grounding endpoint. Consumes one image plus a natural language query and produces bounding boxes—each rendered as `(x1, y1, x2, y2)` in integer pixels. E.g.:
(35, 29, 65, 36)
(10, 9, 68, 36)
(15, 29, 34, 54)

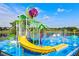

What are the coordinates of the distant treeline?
(0, 26, 79, 36)
(0, 26, 79, 31)
(0, 27, 10, 31)
(0, 27, 10, 37)
(46, 27, 79, 36)
(47, 27, 79, 31)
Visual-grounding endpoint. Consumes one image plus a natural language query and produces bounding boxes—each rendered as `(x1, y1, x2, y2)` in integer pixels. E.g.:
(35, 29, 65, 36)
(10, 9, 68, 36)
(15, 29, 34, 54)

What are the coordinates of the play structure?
(17, 7, 68, 54)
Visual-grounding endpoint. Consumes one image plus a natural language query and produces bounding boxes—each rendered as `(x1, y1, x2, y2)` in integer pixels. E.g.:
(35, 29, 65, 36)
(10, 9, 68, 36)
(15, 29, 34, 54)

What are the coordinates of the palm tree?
(18, 15, 26, 36)
(38, 24, 47, 46)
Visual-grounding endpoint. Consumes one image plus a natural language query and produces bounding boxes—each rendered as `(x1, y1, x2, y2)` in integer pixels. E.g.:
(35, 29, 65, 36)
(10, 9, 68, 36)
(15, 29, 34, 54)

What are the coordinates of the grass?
(0, 34, 15, 41)
(6, 34, 15, 40)
(0, 30, 10, 34)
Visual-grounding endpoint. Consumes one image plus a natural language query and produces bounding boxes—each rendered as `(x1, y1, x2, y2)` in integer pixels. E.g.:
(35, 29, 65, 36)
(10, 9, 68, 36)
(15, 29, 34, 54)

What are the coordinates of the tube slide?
(18, 36, 68, 54)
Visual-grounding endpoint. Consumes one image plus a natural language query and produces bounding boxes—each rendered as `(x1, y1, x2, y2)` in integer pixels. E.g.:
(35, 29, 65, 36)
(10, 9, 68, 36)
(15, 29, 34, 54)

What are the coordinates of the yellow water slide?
(18, 36, 68, 54)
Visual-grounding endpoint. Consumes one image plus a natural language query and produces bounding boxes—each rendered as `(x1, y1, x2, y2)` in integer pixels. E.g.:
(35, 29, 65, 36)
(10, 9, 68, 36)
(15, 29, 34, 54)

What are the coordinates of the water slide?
(18, 36, 68, 54)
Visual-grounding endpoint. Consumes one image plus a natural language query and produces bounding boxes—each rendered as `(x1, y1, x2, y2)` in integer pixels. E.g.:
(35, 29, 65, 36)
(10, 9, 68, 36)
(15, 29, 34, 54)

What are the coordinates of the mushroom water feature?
(26, 7, 38, 44)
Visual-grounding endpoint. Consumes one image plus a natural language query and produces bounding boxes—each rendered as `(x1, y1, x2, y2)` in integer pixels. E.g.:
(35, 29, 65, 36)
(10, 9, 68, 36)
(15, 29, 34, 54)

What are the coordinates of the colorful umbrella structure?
(26, 7, 38, 19)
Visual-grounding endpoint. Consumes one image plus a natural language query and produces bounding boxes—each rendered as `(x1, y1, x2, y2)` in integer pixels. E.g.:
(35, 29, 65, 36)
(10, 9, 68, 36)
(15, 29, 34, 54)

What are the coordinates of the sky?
(0, 3, 79, 28)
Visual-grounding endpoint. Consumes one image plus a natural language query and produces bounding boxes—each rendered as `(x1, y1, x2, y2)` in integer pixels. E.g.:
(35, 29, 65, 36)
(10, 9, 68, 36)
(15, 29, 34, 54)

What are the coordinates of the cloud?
(57, 8, 65, 12)
(57, 8, 72, 13)
(43, 15, 51, 20)
(0, 4, 11, 14)
(0, 4, 22, 27)
(0, 4, 26, 27)
(13, 7, 25, 15)
(0, 4, 10, 10)
(54, 8, 72, 16)
(0, 4, 18, 16)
